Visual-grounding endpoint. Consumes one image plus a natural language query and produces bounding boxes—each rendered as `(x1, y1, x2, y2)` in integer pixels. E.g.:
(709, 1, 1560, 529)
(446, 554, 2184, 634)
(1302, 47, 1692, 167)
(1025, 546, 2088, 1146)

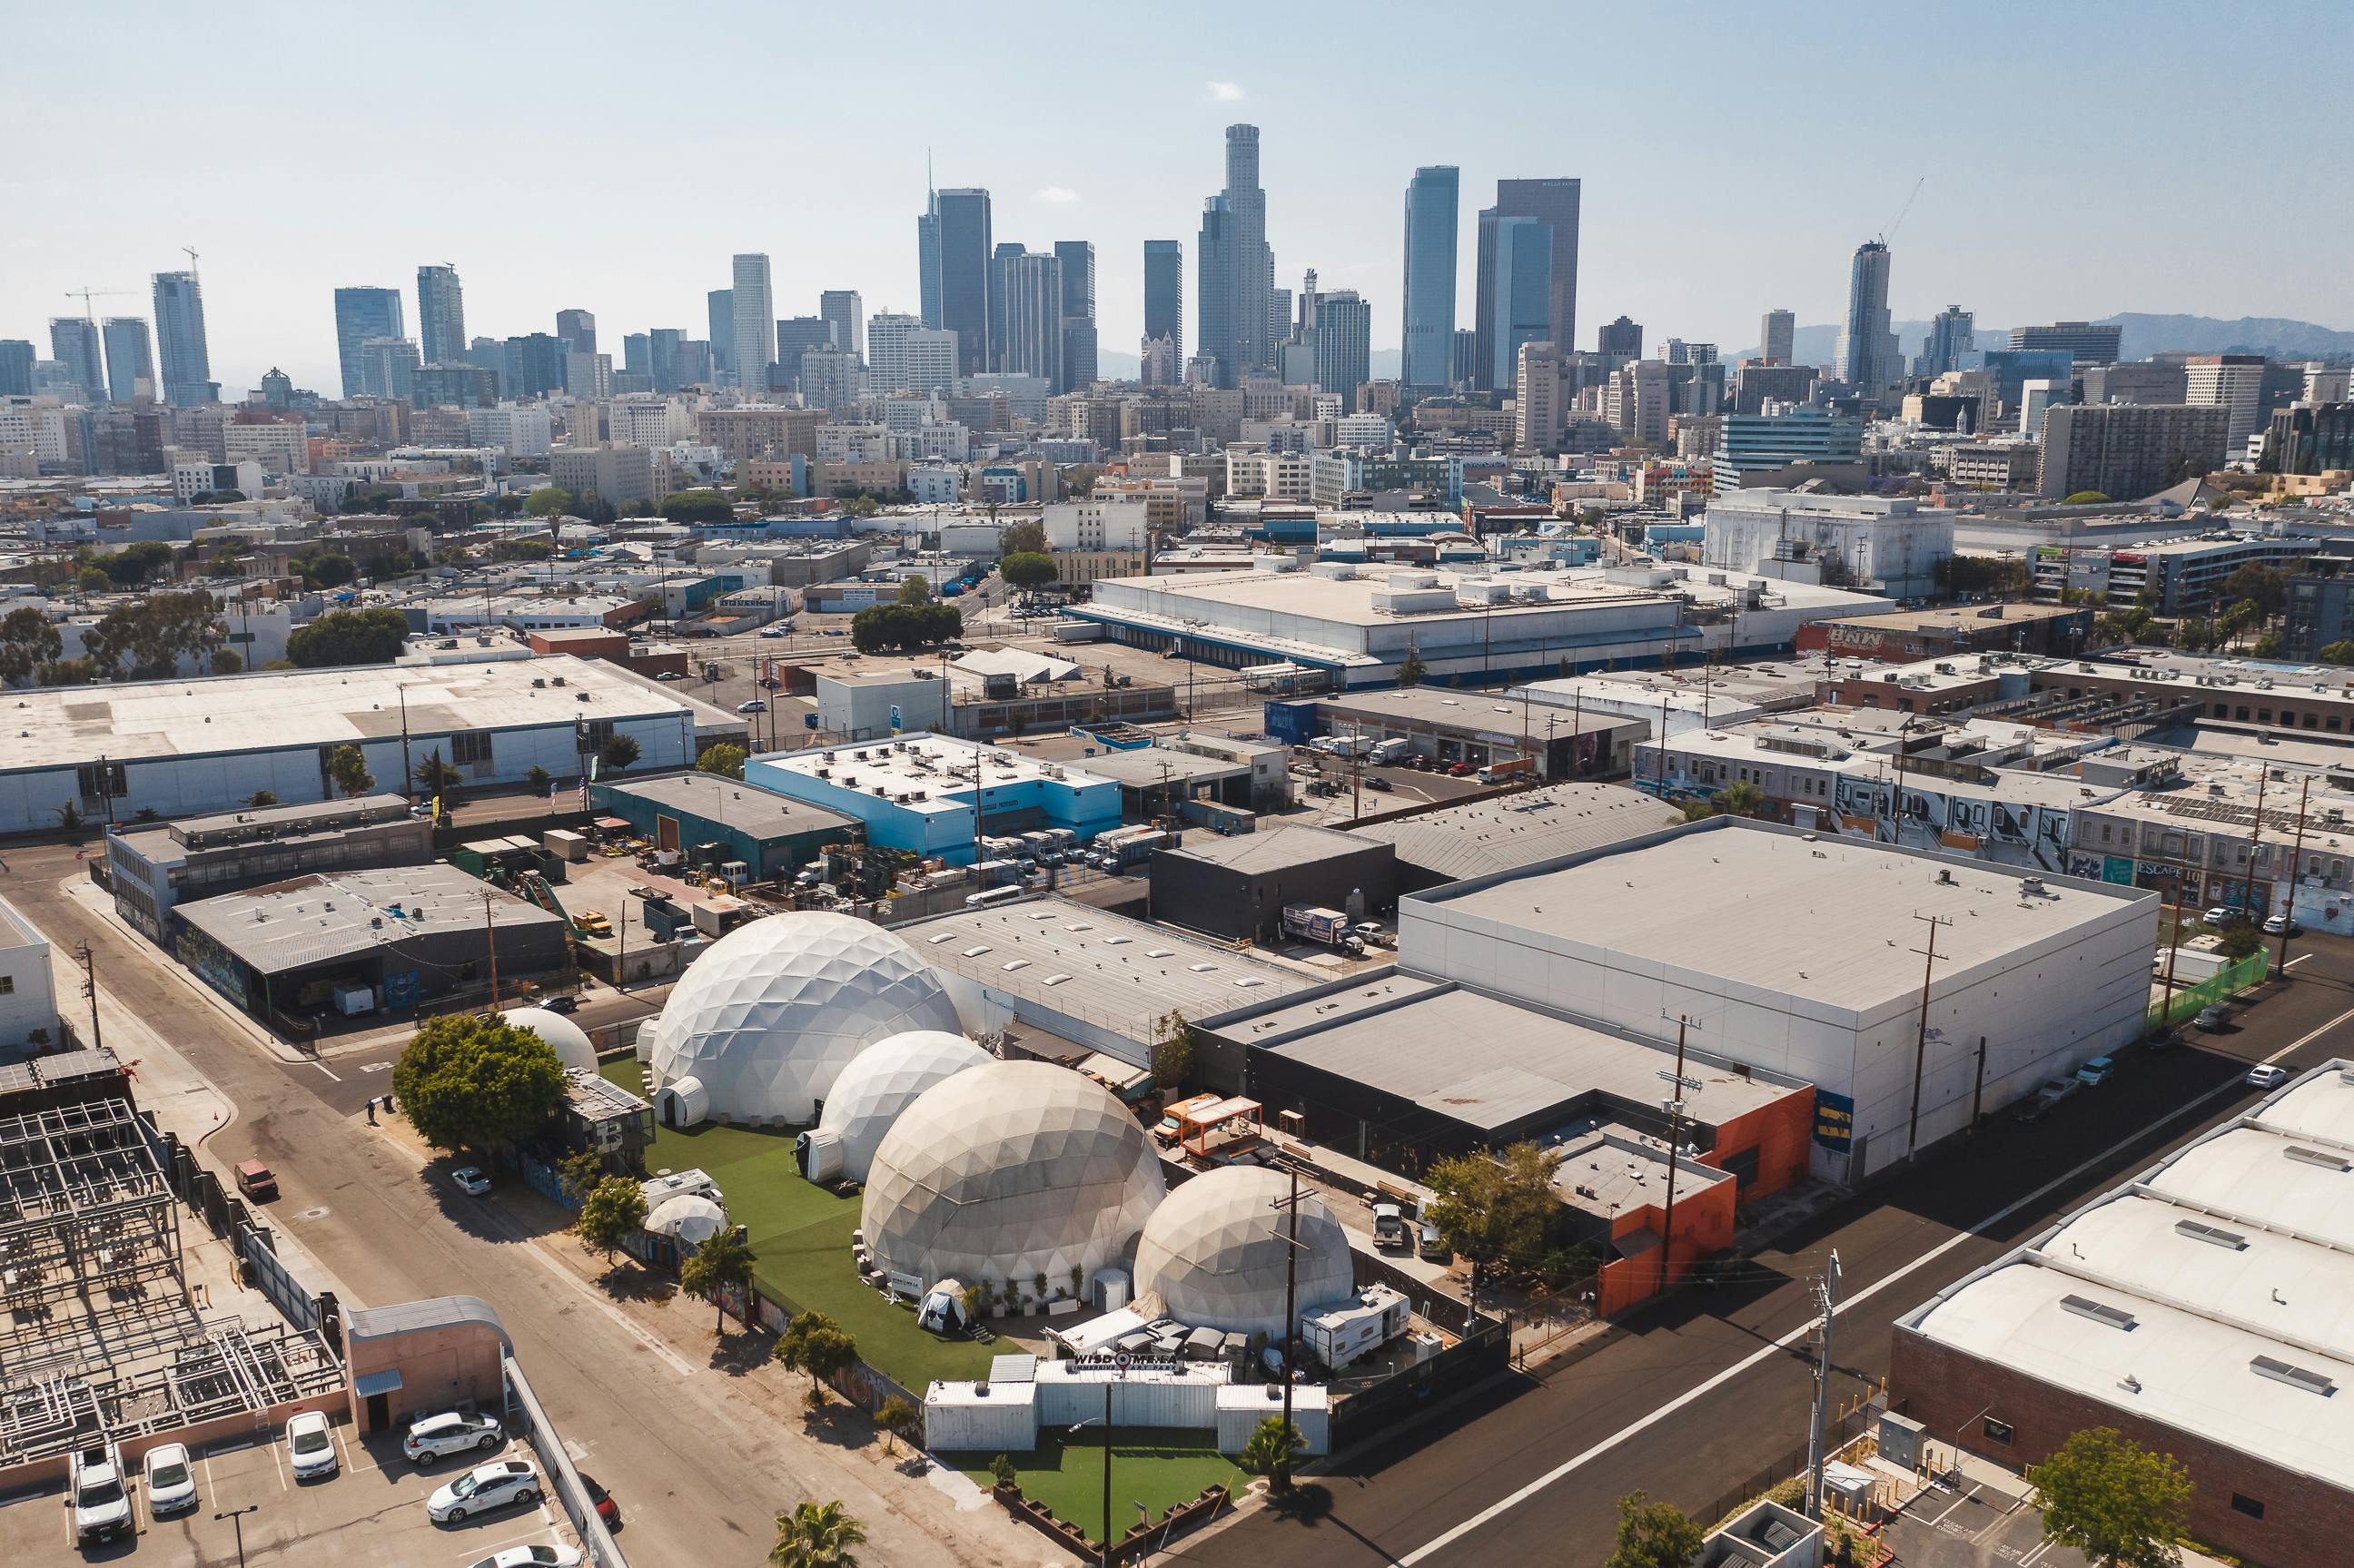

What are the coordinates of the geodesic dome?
(1132, 1166, 1356, 1337)
(862, 1061, 1167, 1292)
(501, 1007, 598, 1073)
(648, 912, 963, 1125)
(814, 1031, 991, 1183)
(646, 1194, 728, 1246)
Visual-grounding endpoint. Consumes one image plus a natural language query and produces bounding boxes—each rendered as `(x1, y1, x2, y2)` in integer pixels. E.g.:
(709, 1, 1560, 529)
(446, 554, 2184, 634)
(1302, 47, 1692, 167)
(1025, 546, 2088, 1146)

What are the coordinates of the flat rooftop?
(177, 865, 563, 974)
(599, 774, 858, 839)
(1156, 823, 1378, 873)
(1349, 784, 1682, 882)
(1316, 685, 1643, 738)
(761, 735, 1114, 818)
(1414, 820, 2152, 1015)
(1231, 973, 1797, 1135)
(1072, 745, 1253, 788)
(0, 654, 739, 773)
(1096, 564, 1670, 629)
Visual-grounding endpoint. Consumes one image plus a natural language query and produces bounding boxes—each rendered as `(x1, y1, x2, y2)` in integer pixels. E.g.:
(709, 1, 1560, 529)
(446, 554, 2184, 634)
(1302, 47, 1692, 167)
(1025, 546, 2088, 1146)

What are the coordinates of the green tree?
(1604, 1490, 1706, 1568)
(490, 537, 554, 563)
(286, 607, 411, 667)
(55, 799, 85, 832)
(245, 789, 278, 808)
(75, 566, 112, 593)
(659, 488, 737, 525)
(999, 551, 1058, 589)
(873, 1395, 918, 1450)
(2028, 1427, 2192, 1568)
(391, 1012, 567, 1154)
(99, 539, 178, 586)
(524, 486, 578, 518)
(1397, 644, 1427, 687)
(774, 1308, 858, 1400)
(1713, 779, 1769, 819)
(2061, 490, 2112, 507)
(1063, 463, 1102, 496)
(1238, 1416, 1305, 1494)
(697, 742, 747, 779)
(599, 735, 641, 773)
(526, 764, 552, 792)
(412, 747, 461, 796)
(895, 574, 934, 606)
(678, 1226, 757, 1336)
(325, 744, 375, 797)
(2320, 640, 2354, 666)
(209, 647, 243, 675)
(557, 1148, 607, 1201)
(997, 519, 1047, 557)
(574, 1175, 649, 1265)
(2220, 563, 2288, 620)
(850, 602, 962, 653)
(1150, 1010, 1194, 1090)
(768, 1499, 866, 1568)
(1424, 1141, 1559, 1277)
(0, 606, 63, 686)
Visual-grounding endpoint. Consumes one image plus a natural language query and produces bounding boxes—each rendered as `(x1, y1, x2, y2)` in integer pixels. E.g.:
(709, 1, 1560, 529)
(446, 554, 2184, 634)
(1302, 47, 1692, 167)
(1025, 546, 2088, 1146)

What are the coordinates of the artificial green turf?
(954, 1431, 1243, 1543)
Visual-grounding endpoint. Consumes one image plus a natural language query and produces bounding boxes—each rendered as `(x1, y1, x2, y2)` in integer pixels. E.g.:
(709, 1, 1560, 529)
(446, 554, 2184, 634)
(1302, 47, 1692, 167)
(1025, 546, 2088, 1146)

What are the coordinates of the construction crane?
(64, 286, 132, 323)
(181, 244, 200, 280)
(1878, 176, 1926, 246)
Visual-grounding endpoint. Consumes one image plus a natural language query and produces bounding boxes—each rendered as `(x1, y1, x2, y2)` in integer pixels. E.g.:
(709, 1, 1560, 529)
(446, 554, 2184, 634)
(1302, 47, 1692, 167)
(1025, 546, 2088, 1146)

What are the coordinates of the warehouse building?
(0, 655, 747, 837)
(104, 794, 432, 943)
(1347, 783, 1683, 893)
(1398, 819, 2156, 1182)
(742, 735, 1120, 864)
(1265, 686, 1650, 779)
(1148, 825, 1397, 942)
(1891, 1062, 2354, 1565)
(590, 774, 860, 882)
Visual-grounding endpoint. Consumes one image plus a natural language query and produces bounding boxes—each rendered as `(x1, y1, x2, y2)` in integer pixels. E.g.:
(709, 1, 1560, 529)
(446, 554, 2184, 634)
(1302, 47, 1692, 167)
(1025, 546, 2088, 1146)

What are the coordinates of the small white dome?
(501, 1007, 597, 1073)
(816, 1031, 991, 1182)
(863, 1061, 1166, 1292)
(646, 1195, 728, 1246)
(1132, 1167, 1356, 1337)
(648, 912, 962, 1124)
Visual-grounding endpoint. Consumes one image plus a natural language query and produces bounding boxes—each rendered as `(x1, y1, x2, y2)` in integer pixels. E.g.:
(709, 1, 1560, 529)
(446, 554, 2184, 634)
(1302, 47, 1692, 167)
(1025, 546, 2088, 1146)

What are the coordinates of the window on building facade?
(1982, 1416, 2013, 1445)
(2230, 1494, 2265, 1520)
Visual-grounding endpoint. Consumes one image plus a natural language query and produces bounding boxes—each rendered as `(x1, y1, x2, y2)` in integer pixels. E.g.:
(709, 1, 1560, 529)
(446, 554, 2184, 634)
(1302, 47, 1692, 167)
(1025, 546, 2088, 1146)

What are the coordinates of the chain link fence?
(2148, 947, 2268, 1031)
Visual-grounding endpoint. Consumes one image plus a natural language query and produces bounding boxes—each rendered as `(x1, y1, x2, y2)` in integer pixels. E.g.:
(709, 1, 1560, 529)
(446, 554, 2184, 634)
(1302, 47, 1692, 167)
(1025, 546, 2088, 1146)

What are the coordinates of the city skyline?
(5, 2, 2349, 397)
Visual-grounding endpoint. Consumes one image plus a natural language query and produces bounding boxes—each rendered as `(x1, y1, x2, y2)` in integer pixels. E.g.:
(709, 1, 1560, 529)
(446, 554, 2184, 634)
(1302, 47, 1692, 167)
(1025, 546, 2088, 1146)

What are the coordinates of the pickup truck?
(71, 1439, 134, 1545)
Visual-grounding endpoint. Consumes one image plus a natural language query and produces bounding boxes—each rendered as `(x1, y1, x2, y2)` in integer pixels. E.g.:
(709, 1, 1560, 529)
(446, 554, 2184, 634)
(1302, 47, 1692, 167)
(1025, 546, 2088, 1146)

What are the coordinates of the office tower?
(917, 202, 943, 329)
(151, 271, 214, 406)
(1313, 291, 1371, 396)
(707, 289, 734, 376)
(101, 318, 153, 402)
(773, 317, 836, 392)
(730, 255, 774, 393)
(417, 264, 465, 365)
(2008, 321, 2122, 366)
(1142, 240, 1183, 368)
(1516, 341, 1565, 451)
(1759, 309, 1795, 366)
(648, 328, 686, 393)
(799, 348, 858, 411)
(1140, 336, 1179, 386)
(563, 351, 612, 400)
(1451, 329, 1477, 389)
(820, 291, 865, 362)
(1400, 166, 1459, 389)
(1197, 124, 1273, 388)
(414, 362, 491, 407)
(2304, 362, 2351, 405)
(555, 310, 597, 358)
(868, 313, 958, 395)
(1835, 241, 1900, 397)
(1597, 313, 1643, 360)
(258, 367, 294, 409)
(932, 188, 994, 377)
(1053, 242, 1096, 394)
(50, 317, 104, 400)
(993, 250, 1063, 384)
(503, 333, 566, 399)
(2184, 354, 2269, 448)
(1917, 306, 1974, 379)
(360, 337, 420, 400)
(670, 340, 713, 389)
(1479, 217, 1555, 391)
(0, 340, 35, 397)
(2037, 403, 2230, 500)
(623, 333, 652, 380)
(1486, 178, 1580, 359)
(1198, 200, 1235, 390)
(333, 287, 406, 399)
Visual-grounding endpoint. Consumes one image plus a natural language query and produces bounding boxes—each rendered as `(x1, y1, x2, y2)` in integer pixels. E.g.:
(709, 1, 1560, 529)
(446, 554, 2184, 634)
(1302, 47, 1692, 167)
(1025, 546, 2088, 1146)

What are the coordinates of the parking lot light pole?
(215, 1504, 259, 1568)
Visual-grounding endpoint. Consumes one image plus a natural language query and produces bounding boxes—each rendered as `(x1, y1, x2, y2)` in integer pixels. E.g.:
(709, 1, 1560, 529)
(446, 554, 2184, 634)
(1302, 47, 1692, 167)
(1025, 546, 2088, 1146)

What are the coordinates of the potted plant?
(1068, 1264, 1084, 1304)
(987, 1454, 1017, 1495)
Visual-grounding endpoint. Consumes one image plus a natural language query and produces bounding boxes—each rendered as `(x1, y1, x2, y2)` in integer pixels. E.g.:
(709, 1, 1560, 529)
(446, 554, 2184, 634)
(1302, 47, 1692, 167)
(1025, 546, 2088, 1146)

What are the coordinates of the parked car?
(1419, 1221, 1452, 1262)
(235, 1159, 279, 1201)
(1447, 762, 1477, 777)
(758, 628, 788, 639)
(428, 1460, 541, 1524)
(70, 1440, 133, 1544)
(539, 993, 579, 1015)
(2076, 1056, 2116, 1087)
(2202, 905, 2246, 926)
(2246, 1064, 2290, 1090)
(654, 670, 682, 680)
(2195, 1004, 2233, 1032)
(1364, 774, 1393, 791)
(1372, 1202, 1410, 1251)
(2014, 1077, 2080, 1123)
(285, 1411, 340, 1480)
(403, 1410, 505, 1464)
(576, 1471, 622, 1530)
(736, 698, 768, 714)
(143, 1440, 198, 1516)
(2263, 914, 2303, 936)
(451, 1167, 492, 1197)
(470, 1548, 584, 1568)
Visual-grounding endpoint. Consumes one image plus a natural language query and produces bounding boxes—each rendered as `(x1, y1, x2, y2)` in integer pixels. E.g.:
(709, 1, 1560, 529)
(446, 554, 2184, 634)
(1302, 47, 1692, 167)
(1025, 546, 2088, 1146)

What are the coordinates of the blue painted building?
(742, 735, 1121, 864)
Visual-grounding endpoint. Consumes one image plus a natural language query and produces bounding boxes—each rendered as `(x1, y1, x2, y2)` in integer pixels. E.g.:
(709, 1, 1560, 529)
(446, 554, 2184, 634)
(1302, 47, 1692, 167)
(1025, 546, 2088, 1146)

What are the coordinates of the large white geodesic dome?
(815, 1031, 991, 1183)
(862, 1061, 1167, 1292)
(501, 1007, 598, 1073)
(1132, 1166, 1357, 1337)
(648, 912, 963, 1125)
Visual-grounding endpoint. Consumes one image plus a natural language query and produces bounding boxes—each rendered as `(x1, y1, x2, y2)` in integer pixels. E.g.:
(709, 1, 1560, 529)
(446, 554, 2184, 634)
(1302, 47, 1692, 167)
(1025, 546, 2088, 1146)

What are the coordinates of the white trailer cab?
(1300, 1285, 1410, 1368)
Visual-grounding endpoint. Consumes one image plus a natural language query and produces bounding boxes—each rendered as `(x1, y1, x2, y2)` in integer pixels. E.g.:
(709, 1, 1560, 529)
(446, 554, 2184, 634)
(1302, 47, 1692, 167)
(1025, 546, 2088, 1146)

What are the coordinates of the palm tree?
(1714, 779, 1769, 819)
(677, 1227, 757, 1335)
(769, 1499, 866, 1568)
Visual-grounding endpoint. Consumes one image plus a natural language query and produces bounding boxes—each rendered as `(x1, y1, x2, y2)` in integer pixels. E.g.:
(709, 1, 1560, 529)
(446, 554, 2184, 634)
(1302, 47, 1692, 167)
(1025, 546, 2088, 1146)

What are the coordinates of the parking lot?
(1, 1414, 582, 1567)
(1883, 1469, 2092, 1568)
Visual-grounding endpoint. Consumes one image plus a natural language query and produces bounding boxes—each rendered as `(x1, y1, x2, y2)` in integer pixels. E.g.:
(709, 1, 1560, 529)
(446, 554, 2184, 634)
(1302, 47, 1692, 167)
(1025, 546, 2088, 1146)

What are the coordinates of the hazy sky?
(8, 0, 2349, 397)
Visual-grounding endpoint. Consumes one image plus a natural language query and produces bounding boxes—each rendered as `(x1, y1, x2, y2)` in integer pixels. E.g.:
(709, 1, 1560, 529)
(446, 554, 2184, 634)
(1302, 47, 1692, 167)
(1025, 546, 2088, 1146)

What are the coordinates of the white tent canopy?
(646, 1194, 728, 1246)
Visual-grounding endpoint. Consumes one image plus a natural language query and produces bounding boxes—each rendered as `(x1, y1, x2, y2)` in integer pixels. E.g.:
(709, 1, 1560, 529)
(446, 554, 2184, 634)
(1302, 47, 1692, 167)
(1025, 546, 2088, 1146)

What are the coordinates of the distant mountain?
(1736, 313, 2352, 369)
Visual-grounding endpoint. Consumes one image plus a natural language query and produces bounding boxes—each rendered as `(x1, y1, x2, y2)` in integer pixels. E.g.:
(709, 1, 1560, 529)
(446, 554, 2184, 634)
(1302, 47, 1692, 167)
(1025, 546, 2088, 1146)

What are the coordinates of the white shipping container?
(923, 1381, 1039, 1452)
(1215, 1384, 1330, 1456)
(1033, 1364, 1225, 1431)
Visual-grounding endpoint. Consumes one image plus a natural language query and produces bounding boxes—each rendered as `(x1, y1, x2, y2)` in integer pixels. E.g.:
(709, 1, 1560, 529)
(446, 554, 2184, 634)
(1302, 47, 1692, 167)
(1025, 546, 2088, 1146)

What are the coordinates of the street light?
(214, 1504, 259, 1568)
(1069, 1380, 1115, 1567)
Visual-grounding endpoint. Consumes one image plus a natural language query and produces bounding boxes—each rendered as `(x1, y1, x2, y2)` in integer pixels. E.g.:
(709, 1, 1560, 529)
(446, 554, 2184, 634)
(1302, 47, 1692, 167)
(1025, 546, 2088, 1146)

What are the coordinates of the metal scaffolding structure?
(0, 1100, 183, 1310)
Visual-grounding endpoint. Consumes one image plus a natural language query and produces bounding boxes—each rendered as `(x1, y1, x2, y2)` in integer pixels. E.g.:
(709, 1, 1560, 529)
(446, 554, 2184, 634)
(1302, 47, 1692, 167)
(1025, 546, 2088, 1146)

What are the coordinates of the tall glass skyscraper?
(1475, 178, 1579, 381)
(0, 340, 35, 398)
(991, 249, 1063, 384)
(820, 291, 865, 362)
(730, 254, 774, 393)
(151, 271, 213, 406)
(931, 189, 994, 378)
(1400, 166, 1459, 390)
(1835, 240, 1899, 396)
(417, 264, 465, 365)
(706, 289, 733, 376)
(102, 317, 153, 402)
(1053, 242, 1095, 392)
(1197, 125, 1272, 387)
(333, 287, 405, 399)
(1142, 240, 1183, 367)
(1313, 290, 1371, 396)
(49, 318, 103, 402)
(1487, 218, 1554, 390)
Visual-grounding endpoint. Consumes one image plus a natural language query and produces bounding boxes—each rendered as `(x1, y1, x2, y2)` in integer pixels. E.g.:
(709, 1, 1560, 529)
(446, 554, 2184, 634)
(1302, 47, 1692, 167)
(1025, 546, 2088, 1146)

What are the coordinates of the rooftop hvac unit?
(552, 676, 567, 686)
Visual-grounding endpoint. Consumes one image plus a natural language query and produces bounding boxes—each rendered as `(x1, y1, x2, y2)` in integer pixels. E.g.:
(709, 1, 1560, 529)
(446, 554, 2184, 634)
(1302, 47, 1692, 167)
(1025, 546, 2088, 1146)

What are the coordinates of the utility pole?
(2276, 774, 2310, 979)
(75, 942, 103, 1052)
(1269, 1163, 1304, 1497)
(1804, 1250, 1843, 1519)
(1904, 913, 1951, 1160)
(1970, 1035, 1988, 1129)
(1657, 1015, 1702, 1296)
(2240, 763, 2270, 923)
(398, 685, 415, 805)
(481, 890, 500, 1009)
(96, 754, 116, 828)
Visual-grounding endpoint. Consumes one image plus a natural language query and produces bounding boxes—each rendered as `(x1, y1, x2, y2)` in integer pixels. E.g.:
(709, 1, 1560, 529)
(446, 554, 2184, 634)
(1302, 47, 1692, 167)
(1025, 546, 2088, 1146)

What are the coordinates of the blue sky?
(7, 0, 2349, 396)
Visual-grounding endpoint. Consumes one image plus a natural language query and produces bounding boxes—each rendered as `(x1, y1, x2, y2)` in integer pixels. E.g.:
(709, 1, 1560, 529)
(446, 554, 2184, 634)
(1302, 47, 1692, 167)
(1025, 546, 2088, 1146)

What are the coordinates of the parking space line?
(2020, 1536, 2059, 1566)
(2287, 953, 2313, 970)
(312, 1061, 343, 1081)
(268, 1437, 288, 1491)
(1924, 1483, 1980, 1526)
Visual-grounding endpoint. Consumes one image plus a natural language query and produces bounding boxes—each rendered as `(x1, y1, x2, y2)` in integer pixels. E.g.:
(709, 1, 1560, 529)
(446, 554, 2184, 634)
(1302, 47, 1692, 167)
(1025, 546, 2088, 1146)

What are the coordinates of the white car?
(2247, 1064, 2291, 1090)
(285, 1411, 340, 1480)
(451, 1167, 492, 1196)
(429, 1459, 541, 1523)
(469, 1546, 583, 1568)
(736, 698, 768, 714)
(143, 1441, 198, 1515)
(402, 1410, 504, 1464)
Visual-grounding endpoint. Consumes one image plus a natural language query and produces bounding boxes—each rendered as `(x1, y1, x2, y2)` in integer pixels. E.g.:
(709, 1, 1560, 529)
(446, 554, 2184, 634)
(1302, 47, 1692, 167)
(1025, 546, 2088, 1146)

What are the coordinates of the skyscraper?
(1597, 314, 1643, 360)
(1835, 241, 1900, 397)
(417, 265, 465, 365)
(1759, 309, 1795, 366)
(1917, 306, 1975, 378)
(1313, 291, 1371, 397)
(932, 189, 994, 378)
(730, 255, 774, 394)
(1142, 240, 1183, 369)
(0, 340, 35, 398)
(361, 337, 421, 400)
(1400, 166, 1459, 390)
(917, 204, 943, 330)
(151, 271, 213, 406)
(49, 317, 102, 401)
(775, 317, 836, 392)
(102, 317, 153, 402)
(1487, 219, 1555, 390)
(707, 289, 734, 376)
(868, 313, 959, 396)
(820, 291, 865, 362)
(333, 287, 406, 399)
(1053, 242, 1096, 392)
(1479, 179, 1579, 368)
(992, 250, 1063, 384)
(1197, 124, 1273, 388)
(555, 309, 597, 358)
(649, 328, 686, 393)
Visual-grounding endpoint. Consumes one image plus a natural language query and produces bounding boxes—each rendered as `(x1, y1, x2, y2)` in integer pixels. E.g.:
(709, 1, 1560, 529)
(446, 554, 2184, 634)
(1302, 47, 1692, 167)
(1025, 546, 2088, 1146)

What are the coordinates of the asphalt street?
(1171, 935, 2354, 1568)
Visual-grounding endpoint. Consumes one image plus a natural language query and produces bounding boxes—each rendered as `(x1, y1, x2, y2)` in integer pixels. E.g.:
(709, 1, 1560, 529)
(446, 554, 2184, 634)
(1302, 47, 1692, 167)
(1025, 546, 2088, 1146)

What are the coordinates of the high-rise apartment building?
(1474, 178, 1579, 380)
(1759, 309, 1795, 366)
(707, 289, 734, 376)
(992, 250, 1063, 384)
(1606, 359, 1671, 445)
(1313, 291, 1370, 396)
(1053, 241, 1096, 393)
(1597, 313, 1643, 361)
(867, 313, 958, 396)
(360, 337, 420, 401)
(1400, 165, 1459, 390)
(101, 318, 153, 402)
(931, 188, 994, 378)
(1916, 306, 1974, 379)
(1486, 219, 1554, 390)
(151, 272, 213, 406)
(2184, 354, 2269, 448)
(1143, 240, 1182, 369)
(554, 310, 596, 358)
(2037, 402, 2230, 500)
(819, 291, 865, 362)
(563, 351, 612, 401)
(1196, 124, 1273, 388)
(1515, 341, 1566, 451)
(2008, 321, 2122, 366)
(332, 287, 405, 399)
(730, 255, 774, 394)
(417, 265, 465, 365)
(1835, 241, 1900, 398)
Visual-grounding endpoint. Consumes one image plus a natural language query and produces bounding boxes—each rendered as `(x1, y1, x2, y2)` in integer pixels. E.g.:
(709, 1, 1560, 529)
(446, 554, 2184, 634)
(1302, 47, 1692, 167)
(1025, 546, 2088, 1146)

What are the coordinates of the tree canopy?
(2061, 490, 2112, 507)
(680, 1227, 758, 1335)
(287, 549, 357, 590)
(0, 606, 64, 686)
(850, 602, 961, 653)
(768, 1499, 866, 1568)
(1604, 1490, 1707, 1568)
(523, 486, 578, 518)
(2220, 563, 2288, 620)
(895, 575, 934, 606)
(2029, 1427, 2192, 1568)
(999, 552, 1058, 589)
(600, 735, 641, 773)
(697, 742, 747, 779)
(997, 519, 1047, 556)
(1239, 1416, 1304, 1491)
(1424, 1141, 1560, 1273)
(94, 539, 179, 587)
(82, 591, 227, 681)
(659, 488, 737, 525)
(325, 745, 375, 797)
(774, 1308, 858, 1401)
(287, 606, 411, 668)
(391, 1012, 567, 1154)
(575, 1175, 649, 1264)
